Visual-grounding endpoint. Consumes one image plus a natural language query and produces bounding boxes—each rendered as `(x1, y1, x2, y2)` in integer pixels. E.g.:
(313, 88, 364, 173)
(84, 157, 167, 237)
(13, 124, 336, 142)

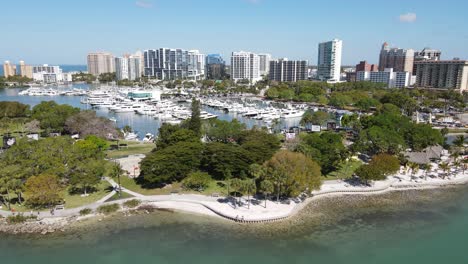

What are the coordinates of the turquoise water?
(1, 187, 468, 264)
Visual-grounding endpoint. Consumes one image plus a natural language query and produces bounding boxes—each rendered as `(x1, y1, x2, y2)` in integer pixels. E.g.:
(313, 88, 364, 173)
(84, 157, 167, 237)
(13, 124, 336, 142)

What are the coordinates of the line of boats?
(201, 98, 311, 124)
(83, 90, 217, 125)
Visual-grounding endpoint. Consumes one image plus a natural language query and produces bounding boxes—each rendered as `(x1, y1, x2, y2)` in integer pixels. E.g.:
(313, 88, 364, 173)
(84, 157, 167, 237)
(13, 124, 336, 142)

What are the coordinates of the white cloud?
(399, 13, 417, 23)
(136, 0, 153, 9)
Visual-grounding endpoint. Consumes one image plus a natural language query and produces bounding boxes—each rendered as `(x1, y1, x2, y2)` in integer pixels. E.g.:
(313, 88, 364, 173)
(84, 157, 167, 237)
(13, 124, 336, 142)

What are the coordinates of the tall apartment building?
(115, 57, 129, 81)
(258, 53, 272, 76)
(115, 56, 141, 81)
(357, 68, 410, 88)
(188, 50, 205, 81)
(205, 54, 226, 80)
(317, 39, 343, 82)
(3, 61, 16, 78)
(269, 59, 307, 82)
(413, 47, 441, 74)
(19, 61, 33, 79)
(356, 61, 378, 72)
(87, 52, 115, 76)
(231, 51, 261, 84)
(414, 60, 468, 92)
(133, 50, 145, 77)
(143, 48, 205, 80)
(378, 42, 415, 74)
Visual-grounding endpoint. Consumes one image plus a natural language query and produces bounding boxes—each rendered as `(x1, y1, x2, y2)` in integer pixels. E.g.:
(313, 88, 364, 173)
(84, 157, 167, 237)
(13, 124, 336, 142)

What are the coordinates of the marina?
(11, 84, 330, 138)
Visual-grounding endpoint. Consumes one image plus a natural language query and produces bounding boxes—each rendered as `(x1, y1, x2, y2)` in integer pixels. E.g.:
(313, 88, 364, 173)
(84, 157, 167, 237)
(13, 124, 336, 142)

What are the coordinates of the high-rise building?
(188, 50, 206, 81)
(128, 56, 141, 81)
(413, 48, 441, 74)
(115, 57, 129, 80)
(317, 39, 343, 82)
(19, 61, 33, 79)
(378, 42, 415, 74)
(87, 52, 115, 76)
(3, 61, 16, 78)
(133, 50, 145, 77)
(269, 58, 307, 82)
(230, 51, 261, 84)
(258, 53, 272, 76)
(143, 48, 205, 80)
(356, 61, 378, 72)
(206, 54, 226, 80)
(115, 56, 141, 81)
(414, 60, 468, 92)
(357, 68, 410, 88)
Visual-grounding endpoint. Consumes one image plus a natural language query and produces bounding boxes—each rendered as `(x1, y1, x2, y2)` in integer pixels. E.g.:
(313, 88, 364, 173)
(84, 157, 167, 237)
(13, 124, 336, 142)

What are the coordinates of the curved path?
(1, 172, 468, 224)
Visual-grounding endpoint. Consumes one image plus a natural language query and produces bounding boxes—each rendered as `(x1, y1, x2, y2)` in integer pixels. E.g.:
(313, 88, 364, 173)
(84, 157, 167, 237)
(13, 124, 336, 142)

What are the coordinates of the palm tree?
(229, 178, 243, 207)
(439, 162, 450, 179)
(259, 180, 274, 208)
(109, 161, 123, 198)
(243, 179, 256, 209)
(408, 162, 420, 180)
(424, 164, 432, 181)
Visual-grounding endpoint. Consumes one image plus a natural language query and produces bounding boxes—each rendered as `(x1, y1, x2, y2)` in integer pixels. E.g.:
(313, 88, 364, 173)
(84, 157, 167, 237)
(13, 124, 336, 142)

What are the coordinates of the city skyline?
(1, 0, 467, 65)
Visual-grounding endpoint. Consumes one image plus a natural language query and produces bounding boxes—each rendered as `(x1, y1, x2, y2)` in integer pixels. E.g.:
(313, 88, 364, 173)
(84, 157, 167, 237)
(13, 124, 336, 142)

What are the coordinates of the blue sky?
(1, 0, 466, 65)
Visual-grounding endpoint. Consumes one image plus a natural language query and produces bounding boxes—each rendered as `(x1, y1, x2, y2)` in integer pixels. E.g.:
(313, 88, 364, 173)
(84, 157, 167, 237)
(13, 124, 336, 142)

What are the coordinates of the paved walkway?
(1, 167, 468, 223)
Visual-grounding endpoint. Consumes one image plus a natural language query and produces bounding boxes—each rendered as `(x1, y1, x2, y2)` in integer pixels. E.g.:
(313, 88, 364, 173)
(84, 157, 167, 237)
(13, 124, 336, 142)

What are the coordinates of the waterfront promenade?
(1, 167, 467, 224)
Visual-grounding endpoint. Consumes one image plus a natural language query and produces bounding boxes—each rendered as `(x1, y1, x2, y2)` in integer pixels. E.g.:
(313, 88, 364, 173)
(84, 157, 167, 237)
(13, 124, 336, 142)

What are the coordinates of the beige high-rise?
(19, 61, 33, 79)
(3, 61, 17, 78)
(379, 42, 415, 75)
(87, 52, 115, 76)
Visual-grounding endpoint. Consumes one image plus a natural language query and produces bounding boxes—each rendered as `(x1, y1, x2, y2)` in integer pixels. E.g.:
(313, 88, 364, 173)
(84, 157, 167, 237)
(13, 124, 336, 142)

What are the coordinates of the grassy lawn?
(105, 141, 155, 159)
(62, 180, 113, 209)
(120, 176, 228, 196)
(104, 191, 134, 202)
(0, 180, 112, 213)
(324, 160, 363, 181)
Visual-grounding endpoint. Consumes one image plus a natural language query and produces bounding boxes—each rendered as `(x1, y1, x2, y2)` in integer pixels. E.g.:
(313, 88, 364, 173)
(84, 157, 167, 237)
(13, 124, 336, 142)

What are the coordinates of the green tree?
(264, 150, 322, 199)
(109, 161, 124, 197)
(182, 171, 212, 191)
(140, 141, 203, 185)
(25, 174, 63, 208)
(238, 129, 281, 164)
(188, 99, 202, 136)
(69, 160, 106, 196)
(300, 110, 330, 127)
(201, 142, 253, 180)
(31, 101, 80, 133)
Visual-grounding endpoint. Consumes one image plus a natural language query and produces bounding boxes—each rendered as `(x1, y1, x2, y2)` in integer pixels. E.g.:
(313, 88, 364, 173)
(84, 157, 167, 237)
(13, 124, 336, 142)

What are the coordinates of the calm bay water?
(0, 86, 300, 138)
(1, 86, 468, 263)
(0, 187, 468, 264)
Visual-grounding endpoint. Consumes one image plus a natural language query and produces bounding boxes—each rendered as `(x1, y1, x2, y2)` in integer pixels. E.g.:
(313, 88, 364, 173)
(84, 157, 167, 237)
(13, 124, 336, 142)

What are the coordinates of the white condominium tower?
(258, 53, 272, 76)
(87, 52, 115, 76)
(115, 56, 141, 81)
(317, 39, 343, 82)
(143, 48, 205, 80)
(231, 51, 261, 84)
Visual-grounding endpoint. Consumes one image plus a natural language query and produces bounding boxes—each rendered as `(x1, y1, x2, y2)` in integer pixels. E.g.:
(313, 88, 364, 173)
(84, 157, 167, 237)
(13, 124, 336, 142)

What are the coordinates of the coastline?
(1, 170, 467, 235)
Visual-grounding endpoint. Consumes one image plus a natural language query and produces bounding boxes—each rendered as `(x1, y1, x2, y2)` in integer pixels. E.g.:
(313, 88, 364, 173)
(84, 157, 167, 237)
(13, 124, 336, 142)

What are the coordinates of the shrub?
(123, 199, 141, 208)
(182, 171, 212, 191)
(97, 203, 120, 215)
(6, 214, 37, 225)
(79, 208, 93, 216)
